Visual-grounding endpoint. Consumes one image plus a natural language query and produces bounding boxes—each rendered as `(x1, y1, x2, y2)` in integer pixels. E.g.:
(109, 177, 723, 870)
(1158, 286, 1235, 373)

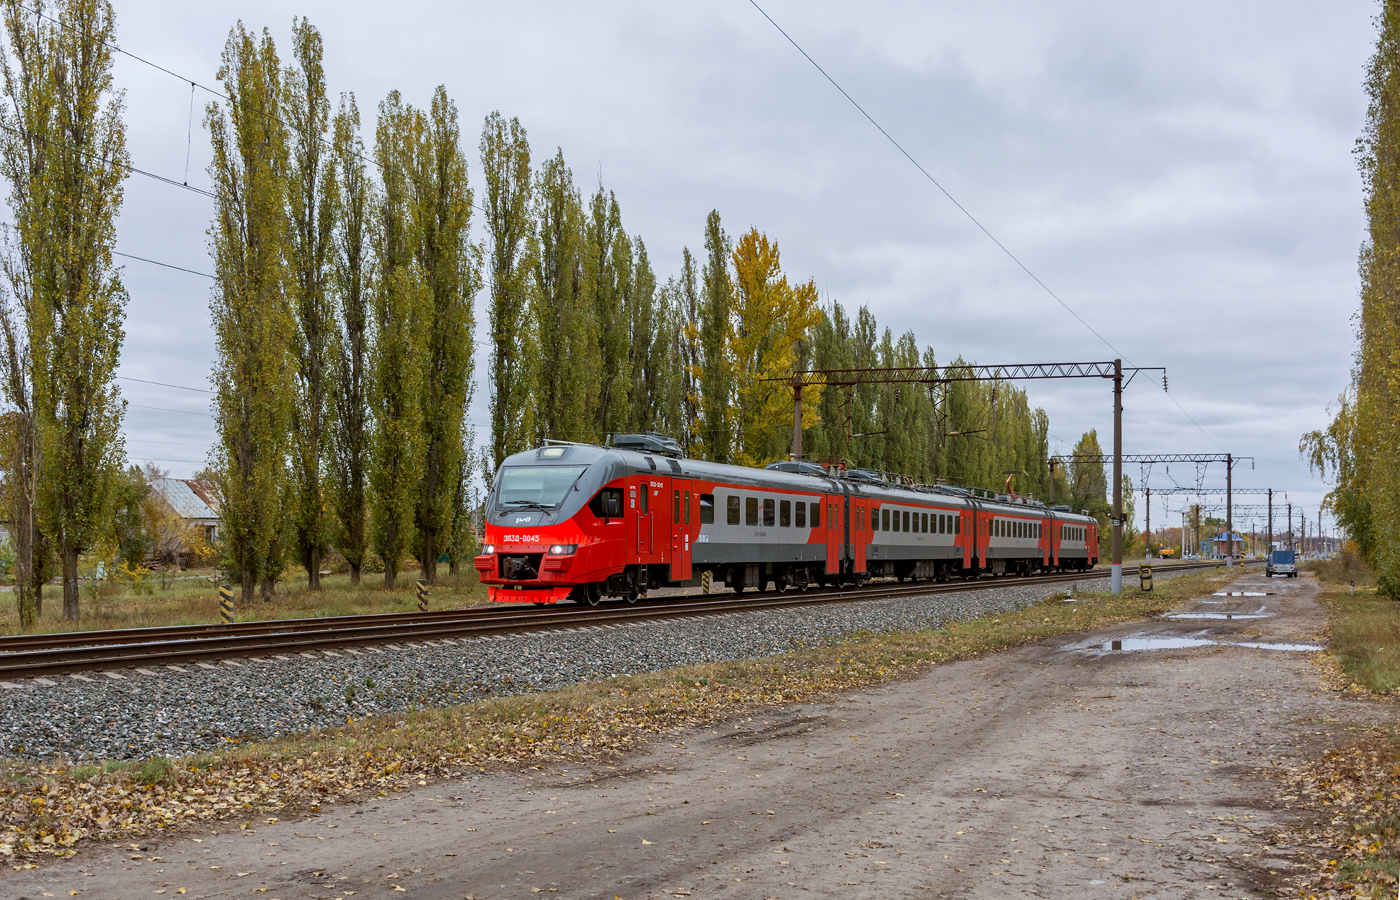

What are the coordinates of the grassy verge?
(0, 569, 489, 638)
(0, 567, 1229, 862)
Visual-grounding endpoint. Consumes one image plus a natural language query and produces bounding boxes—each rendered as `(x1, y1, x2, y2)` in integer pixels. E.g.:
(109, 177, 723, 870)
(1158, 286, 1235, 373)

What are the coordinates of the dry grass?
(0, 568, 490, 637)
(1305, 550, 1378, 590)
(0, 566, 1230, 860)
(1316, 581, 1400, 695)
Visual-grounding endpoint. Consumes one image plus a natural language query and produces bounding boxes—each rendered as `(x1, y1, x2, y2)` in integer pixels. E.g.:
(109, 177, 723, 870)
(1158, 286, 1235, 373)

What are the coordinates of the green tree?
(676, 248, 703, 456)
(727, 228, 820, 466)
(206, 23, 294, 606)
(411, 86, 478, 585)
(284, 18, 335, 590)
(531, 149, 595, 444)
(368, 90, 427, 589)
(481, 111, 534, 468)
(698, 211, 732, 462)
(0, 0, 129, 622)
(585, 187, 629, 437)
(1304, 4, 1400, 596)
(328, 93, 373, 584)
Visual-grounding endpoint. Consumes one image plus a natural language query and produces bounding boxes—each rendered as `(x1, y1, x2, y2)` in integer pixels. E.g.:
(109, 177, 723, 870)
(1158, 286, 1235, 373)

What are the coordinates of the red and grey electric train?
(474, 433, 1099, 605)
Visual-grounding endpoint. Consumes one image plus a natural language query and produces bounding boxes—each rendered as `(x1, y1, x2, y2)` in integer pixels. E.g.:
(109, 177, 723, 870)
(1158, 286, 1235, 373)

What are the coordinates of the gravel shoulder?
(6, 569, 1391, 899)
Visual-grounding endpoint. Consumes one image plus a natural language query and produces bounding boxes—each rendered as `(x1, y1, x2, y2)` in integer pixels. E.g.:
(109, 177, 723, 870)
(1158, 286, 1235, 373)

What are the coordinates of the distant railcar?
(475, 435, 1099, 604)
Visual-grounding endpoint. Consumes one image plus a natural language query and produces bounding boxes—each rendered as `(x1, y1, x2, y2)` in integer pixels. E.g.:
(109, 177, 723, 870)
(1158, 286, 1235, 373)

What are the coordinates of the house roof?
(156, 477, 220, 520)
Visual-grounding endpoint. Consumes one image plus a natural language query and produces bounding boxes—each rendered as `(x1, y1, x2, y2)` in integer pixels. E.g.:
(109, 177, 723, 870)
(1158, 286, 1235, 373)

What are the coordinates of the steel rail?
(0, 560, 1238, 679)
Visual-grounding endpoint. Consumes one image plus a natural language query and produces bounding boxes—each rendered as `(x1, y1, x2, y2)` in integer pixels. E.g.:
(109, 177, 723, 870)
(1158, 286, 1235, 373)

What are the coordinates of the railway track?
(0, 560, 1240, 680)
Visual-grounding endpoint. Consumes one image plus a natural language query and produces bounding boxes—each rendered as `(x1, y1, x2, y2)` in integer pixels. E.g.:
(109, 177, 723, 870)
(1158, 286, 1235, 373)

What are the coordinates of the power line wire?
(748, 2, 1269, 487)
(116, 375, 214, 393)
(747, 0, 1129, 364)
(127, 402, 212, 418)
(114, 251, 212, 279)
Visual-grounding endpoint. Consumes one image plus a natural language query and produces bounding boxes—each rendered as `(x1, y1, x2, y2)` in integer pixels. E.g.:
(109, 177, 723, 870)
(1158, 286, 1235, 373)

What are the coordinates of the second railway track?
(0, 561, 1239, 680)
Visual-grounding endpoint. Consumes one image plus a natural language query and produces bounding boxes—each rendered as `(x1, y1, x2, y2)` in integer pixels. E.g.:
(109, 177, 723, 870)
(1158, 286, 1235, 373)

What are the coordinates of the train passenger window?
(685, 491, 691, 524)
(796, 500, 807, 528)
(726, 495, 739, 525)
(955, 515, 961, 535)
(870, 508, 878, 531)
(921, 513, 928, 533)
(745, 497, 758, 526)
(882, 508, 890, 531)
(763, 498, 775, 527)
(780, 500, 791, 527)
(901, 511, 908, 532)
(674, 490, 680, 524)
(811, 502, 820, 527)
(936, 515, 943, 535)
(700, 493, 714, 524)
(892, 509, 900, 533)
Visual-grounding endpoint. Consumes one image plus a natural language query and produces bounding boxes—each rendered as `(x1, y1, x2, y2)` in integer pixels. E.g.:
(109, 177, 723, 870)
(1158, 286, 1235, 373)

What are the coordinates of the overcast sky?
(105, 0, 1375, 539)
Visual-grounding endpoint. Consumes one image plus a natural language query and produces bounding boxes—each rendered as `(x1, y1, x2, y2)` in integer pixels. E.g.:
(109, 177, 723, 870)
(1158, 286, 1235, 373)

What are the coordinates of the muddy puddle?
(1166, 608, 1270, 620)
(1212, 591, 1271, 597)
(1070, 635, 1323, 654)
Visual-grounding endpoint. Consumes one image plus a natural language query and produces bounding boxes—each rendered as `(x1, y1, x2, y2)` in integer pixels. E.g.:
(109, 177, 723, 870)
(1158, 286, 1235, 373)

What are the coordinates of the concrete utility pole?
(1267, 488, 1273, 553)
(1287, 502, 1293, 552)
(1112, 359, 1123, 595)
(1144, 485, 1151, 560)
(792, 383, 803, 460)
(1225, 453, 1234, 567)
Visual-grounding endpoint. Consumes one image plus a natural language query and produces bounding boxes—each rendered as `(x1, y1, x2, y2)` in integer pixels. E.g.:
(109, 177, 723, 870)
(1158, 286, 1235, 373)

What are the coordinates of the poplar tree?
(1305, 1, 1400, 595)
(481, 111, 534, 468)
(328, 94, 373, 584)
(411, 86, 477, 584)
(698, 211, 732, 462)
(207, 23, 294, 606)
(0, 0, 129, 622)
(625, 238, 659, 432)
(586, 188, 629, 437)
(727, 228, 819, 466)
(368, 91, 426, 589)
(532, 150, 596, 442)
(284, 18, 335, 590)
(676, 248, 702, 456)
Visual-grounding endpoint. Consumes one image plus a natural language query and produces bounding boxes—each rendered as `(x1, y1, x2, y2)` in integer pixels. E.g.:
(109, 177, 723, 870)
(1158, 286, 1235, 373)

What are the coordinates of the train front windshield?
(497, 466, 589, 508)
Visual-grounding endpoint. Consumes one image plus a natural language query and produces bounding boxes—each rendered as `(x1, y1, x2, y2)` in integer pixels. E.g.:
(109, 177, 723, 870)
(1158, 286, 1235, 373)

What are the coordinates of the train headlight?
(481, 544, 495, 555)
(548, 544, 577, 555)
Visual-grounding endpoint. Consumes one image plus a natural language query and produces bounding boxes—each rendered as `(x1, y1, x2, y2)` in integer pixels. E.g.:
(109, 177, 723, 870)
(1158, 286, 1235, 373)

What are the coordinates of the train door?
(672, 479, 692, 581)
(825, 494, 840, 576)
(636, 479, 654, 557)
(853, 496, 868, 574)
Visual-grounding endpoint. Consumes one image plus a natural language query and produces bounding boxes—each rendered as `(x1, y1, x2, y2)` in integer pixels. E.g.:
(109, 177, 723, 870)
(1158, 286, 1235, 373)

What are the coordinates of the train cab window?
(674, 490, 680, 524)
(763, 499, 775, 527)
(811, 502, 820, 527)
(588, 488, 624, 519)
(726, 495, 739, 525)
(796, 500, 806, 528)
(745, 497, 758, 526)
(684, 491, 691, 524)
(640, 489, 648, 515)
(779, 499, 791, 527)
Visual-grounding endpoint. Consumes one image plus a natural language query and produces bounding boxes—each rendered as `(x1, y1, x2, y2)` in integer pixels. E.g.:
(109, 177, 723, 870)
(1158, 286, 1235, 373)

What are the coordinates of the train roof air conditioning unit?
(611, 432, 682, 458)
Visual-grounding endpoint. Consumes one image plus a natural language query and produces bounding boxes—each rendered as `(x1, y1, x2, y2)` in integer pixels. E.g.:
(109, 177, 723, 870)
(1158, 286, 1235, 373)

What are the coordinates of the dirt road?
(8, 571, 1388, 899)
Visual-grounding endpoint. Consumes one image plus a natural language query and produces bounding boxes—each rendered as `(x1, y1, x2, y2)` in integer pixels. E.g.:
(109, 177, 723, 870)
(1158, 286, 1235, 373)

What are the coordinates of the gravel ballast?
(0, 571, 1180, 761)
